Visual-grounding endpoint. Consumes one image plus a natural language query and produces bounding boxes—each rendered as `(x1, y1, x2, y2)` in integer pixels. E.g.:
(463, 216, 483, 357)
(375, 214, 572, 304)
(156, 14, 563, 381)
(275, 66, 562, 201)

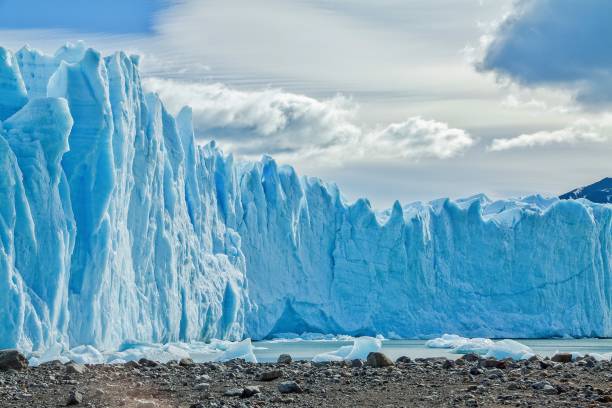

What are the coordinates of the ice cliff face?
(0, 44, 610, 353)
(0, 43, 248, 352)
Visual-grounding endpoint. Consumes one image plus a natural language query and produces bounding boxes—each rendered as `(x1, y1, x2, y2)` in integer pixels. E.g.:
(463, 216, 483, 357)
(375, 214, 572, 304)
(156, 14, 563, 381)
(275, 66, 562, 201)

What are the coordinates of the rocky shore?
(0, 350, 610, 407)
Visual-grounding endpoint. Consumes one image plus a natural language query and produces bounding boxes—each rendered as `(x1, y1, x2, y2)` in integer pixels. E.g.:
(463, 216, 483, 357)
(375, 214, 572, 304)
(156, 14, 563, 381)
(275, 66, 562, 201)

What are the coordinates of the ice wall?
(0, 45, 248, 352)
(235, 184, 611, 339)
(0, 44, 610, 353)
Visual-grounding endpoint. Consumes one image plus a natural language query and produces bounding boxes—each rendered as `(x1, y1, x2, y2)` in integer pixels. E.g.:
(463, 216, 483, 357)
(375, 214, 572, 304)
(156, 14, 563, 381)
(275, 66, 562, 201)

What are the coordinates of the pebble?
(1, 352, 610, 407)
(66, 390, 83, 406)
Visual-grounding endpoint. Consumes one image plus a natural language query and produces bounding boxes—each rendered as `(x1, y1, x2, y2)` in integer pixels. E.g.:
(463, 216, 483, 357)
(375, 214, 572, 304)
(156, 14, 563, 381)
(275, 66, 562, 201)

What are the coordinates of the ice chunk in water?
(216, 338, 257, 363)
(426, 334, 469, 348)
(427, 335, 534, 360)
(65, 345, 105, 365)
(483, 339, 534, 360)
(312, 336, 382, 362)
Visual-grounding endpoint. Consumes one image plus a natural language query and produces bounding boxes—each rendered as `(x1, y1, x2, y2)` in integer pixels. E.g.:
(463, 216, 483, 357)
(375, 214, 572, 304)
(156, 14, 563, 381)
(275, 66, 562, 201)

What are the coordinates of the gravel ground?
(0, 352, 610, 407)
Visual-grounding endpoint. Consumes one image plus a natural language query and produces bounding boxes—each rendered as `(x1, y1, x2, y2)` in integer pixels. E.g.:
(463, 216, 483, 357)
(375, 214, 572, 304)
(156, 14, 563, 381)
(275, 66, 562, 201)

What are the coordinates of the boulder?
(260, 369, 282, 381)
(278, 381, 303, 394)
(179, 358, 195, 367)
(480, 359, 506, 369)
(442, 359, 455, 369)
(65, 362, 87, 375)
(224, 387, 243, 397)
(67, 390, 83, 405)
(277, 354, 292, 364)
(138, 358, 159, 367)
(351, 359, 364, 368)
(194, 383, 210, 391)
(469, 367, 483, 375)
(551, 353, 572, 363)
(241, 386, 261, 398)
(366, 352, 394, 368)
(125, 360, 140, 368)
(0, 350, 28, 371)
(395, 356, 411, 364)
(460, 353, 480, 362)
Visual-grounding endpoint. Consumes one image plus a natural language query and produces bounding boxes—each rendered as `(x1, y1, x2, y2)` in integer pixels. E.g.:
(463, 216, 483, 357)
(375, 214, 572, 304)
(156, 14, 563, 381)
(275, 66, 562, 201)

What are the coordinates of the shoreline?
(1, 351, 610, 407)
(20, 336, 612, 367)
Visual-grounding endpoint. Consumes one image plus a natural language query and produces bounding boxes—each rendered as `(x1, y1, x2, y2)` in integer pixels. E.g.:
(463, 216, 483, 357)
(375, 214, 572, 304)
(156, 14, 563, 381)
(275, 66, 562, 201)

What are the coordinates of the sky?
(0, 0, 610, 208)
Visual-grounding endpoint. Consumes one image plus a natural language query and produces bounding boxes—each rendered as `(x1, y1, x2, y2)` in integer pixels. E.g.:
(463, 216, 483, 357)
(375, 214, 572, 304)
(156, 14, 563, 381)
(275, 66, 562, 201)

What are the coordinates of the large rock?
(65, 362, 87, 375)
(480, 358, 506, 369)
(241, 386, 261, 398)
(278, 381, 303, 394)
(551, 353, 572, 363)
(351, 359, 364, 368)
(367, 352, 394, 368)
(66, 390, 83, 406)
(460, 353, 480, 362)
(224, 388, 243, 397)
(396, 356, 411, 364)
(179, 358, 195, 367)
(260, 370, 282, 381)
(277, 354, 292, 364)
(0, 350, 28, 370)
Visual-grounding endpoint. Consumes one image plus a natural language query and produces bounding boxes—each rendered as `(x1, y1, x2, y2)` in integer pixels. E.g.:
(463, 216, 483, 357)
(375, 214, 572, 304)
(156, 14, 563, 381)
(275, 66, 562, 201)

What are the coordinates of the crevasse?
(0, 44, 610, 353)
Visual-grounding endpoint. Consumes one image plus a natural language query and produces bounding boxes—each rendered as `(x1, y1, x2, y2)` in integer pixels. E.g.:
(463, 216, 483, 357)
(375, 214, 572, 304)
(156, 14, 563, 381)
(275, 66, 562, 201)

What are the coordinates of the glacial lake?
(252, 338, 612, 363)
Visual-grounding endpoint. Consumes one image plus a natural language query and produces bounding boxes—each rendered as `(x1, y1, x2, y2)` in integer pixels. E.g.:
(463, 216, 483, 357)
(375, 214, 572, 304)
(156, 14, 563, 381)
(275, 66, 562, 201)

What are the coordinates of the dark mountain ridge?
(560, 177, 612, 203)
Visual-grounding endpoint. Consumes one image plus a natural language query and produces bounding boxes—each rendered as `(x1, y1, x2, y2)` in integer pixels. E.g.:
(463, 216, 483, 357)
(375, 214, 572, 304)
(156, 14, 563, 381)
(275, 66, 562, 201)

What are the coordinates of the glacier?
(0, 43, 610, 355)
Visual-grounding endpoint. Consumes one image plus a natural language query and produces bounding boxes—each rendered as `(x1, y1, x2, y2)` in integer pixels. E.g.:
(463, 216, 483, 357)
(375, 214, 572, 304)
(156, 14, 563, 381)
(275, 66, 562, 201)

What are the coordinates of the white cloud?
(489, 120, 608, 151)
(143, 78, 361, 156)
(366, 117, 474, 160)
(143, 77, 474, 162)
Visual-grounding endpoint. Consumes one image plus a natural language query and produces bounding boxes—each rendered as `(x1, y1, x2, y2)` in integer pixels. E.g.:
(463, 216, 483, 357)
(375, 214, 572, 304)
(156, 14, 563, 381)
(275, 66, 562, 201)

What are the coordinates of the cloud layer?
(489, 120, 608, 151)
(479, 0, 612, 108)
(144, 78, 474, 162)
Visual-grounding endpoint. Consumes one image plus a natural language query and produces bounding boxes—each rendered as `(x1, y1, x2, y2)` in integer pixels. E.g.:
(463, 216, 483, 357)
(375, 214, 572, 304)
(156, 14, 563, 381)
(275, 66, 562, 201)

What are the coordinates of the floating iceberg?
(269, 333, 384, 343)
(426, 335, 535, 360)
(425, 334, 493, 351)
(569, 352, 612, 362)
(215, 338, 257, 363)
(481, 339, 535, 360)
(27, 339, 259, 366)
(0, 43, 611, 356)
(312, 336, 382, 362)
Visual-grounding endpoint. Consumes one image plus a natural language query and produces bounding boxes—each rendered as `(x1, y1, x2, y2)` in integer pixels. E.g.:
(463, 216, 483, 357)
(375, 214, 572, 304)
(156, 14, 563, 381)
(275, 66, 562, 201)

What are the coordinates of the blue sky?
(0, 0, 609, 207)
(0, 0, 169, 34)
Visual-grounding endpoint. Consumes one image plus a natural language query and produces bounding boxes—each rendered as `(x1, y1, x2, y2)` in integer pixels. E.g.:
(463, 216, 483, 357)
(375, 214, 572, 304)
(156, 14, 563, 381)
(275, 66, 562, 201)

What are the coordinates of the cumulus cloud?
(478, 0, 612, 108)
(366, 118, 474, 160)
(489, 120, 608, 151)
(143, 78, 360, 156)
(144, 78, 474, 162)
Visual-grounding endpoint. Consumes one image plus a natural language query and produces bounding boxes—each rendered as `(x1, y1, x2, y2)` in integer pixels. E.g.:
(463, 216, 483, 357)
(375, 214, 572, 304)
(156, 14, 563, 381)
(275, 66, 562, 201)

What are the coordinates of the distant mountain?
(559, 178, 612, 203)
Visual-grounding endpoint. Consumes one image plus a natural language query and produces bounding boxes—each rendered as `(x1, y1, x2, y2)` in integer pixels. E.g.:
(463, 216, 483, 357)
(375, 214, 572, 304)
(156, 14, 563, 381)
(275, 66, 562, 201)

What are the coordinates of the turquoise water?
(252, 338, 612, 363)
